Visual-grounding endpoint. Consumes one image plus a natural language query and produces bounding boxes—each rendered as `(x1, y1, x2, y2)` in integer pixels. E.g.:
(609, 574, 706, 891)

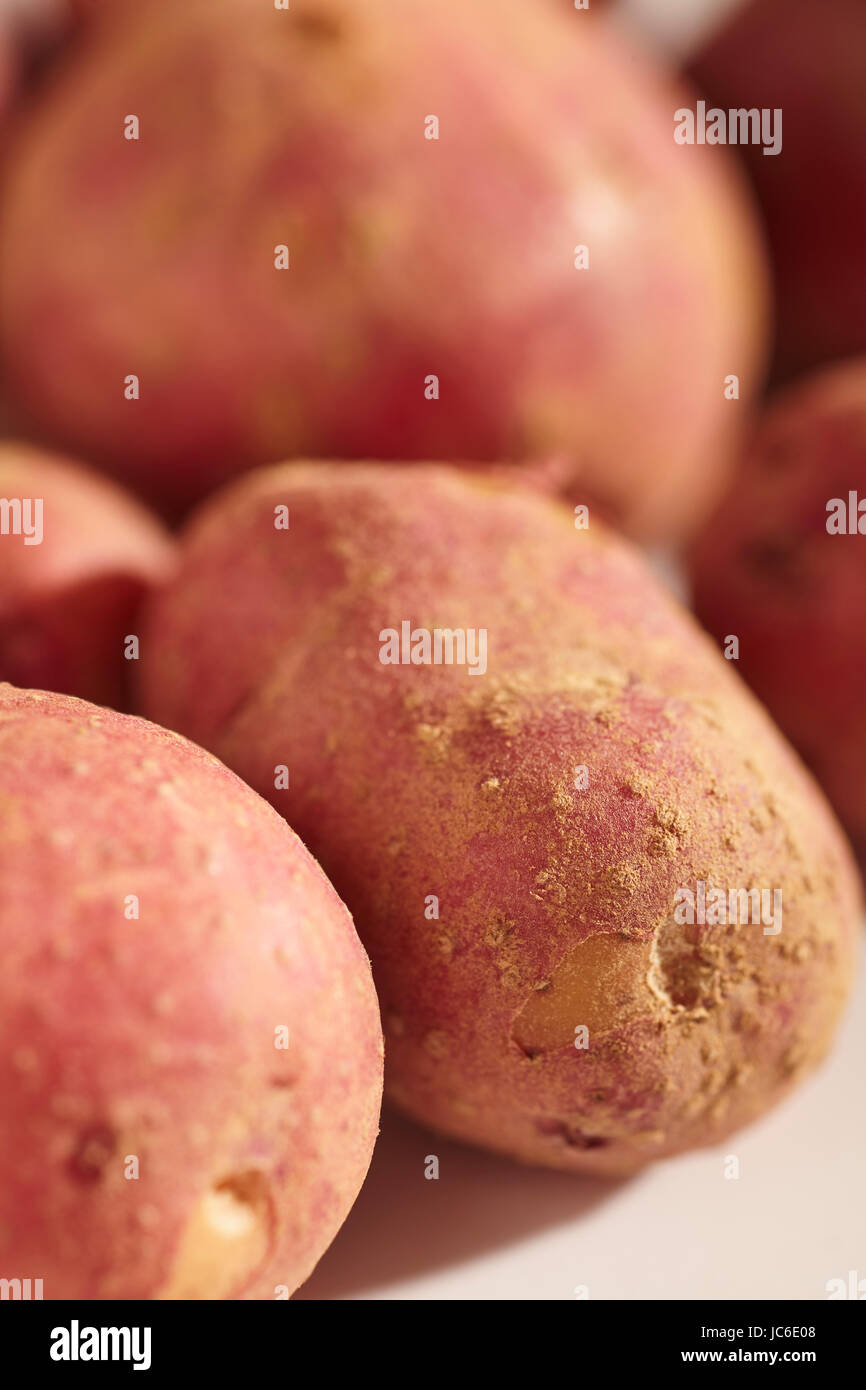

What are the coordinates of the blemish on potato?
(293, 9, 345, 45)
(513, 931, 656, 1052)
(68, 1125, 117, 1184)
(158, 1172, 272, 1300)
(535, 1118, 610, 1151)
(423, 1030, 449, 1058)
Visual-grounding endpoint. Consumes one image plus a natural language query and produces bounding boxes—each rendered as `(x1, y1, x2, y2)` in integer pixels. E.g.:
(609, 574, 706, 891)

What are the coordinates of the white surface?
(611, 0, 747, 59)
(298, 958, 865, 1301)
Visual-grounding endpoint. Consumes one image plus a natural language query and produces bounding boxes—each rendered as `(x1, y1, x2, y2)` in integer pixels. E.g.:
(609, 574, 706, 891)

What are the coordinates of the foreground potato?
(0, 0, 765, 534)
(689, 0, 866, 382)
(139, 464, 858, 1175)
(0, 686, 383, 1297)
(690, 358, 866, 863)
(0, 443, 173, 708)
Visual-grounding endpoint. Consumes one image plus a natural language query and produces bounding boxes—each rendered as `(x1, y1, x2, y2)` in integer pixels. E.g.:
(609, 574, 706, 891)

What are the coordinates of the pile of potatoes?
(0, 0, 861, 1299)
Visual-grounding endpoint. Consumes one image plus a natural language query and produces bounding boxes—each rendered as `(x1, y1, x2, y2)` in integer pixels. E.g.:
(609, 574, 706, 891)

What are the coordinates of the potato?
(139, 463, 859, 1175)
(0, 0, 766, 536)
(0, 442, 174, 708)
(689, 357, 866, 862)
(688, 0, 866, 382)
(0, 684, 383, 1298)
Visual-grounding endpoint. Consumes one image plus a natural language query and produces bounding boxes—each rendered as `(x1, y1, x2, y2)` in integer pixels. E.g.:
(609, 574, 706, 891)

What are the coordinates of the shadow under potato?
(294, 1108, 625, 1300)
(0, 570, 153, 712)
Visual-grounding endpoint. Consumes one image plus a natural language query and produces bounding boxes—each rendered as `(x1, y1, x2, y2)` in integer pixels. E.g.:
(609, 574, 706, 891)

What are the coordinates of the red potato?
(688, 0, 866, 382)
(0, 685, 383, 1299)
(689, 357, 866, 862)
(0, 0, 767, 535)
(138, 463, 859, 1176)
(0, 442, 173, 709)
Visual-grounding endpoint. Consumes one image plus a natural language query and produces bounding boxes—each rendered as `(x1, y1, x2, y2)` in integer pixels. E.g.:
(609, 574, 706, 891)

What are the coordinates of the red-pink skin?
(689, 0, 866, 383)
(689, 357, 866, 861)
(0, 444, 174, 709)
(138, 463, 858, 1175)
(0, 0, 766, 533)
(0, 686, 383, 1298)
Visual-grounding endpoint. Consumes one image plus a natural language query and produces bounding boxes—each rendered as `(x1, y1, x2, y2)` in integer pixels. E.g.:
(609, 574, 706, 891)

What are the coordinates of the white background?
(299, 966, 865, 1300)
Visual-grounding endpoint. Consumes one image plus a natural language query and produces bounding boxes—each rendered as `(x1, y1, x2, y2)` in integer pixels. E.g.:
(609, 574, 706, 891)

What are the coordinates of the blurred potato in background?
(0, 0, 767, 536)
(688, 0, 866, 383)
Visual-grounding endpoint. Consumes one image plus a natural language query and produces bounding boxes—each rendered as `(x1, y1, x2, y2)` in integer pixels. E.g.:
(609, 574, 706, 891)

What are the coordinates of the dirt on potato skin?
(140, 464, 860, 1175)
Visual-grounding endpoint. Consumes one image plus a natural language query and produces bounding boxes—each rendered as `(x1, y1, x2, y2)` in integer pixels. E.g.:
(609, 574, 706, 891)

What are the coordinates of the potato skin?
(0, 443, 174, 709)
(688, 0, 866, 383)
(0, 0, 765, 535)
(689, 358, 866, 863)
(0, 685, 383, 1298)
(140, 464, 858, 1175)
